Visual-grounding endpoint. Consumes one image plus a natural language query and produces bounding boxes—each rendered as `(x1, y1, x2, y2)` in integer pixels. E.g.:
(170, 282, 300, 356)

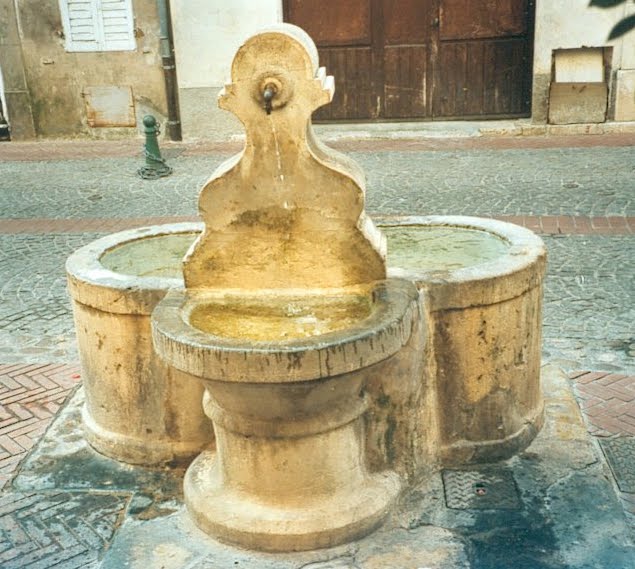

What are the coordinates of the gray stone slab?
(601, 437, 635, 493)
(3, 358, 634, 568)
(98, 507, 469, 569)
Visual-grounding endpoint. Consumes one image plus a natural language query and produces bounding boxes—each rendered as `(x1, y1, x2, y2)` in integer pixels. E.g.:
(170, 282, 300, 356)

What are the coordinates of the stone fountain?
(66, 22, 546, 556)
(152, 24, 420, 551)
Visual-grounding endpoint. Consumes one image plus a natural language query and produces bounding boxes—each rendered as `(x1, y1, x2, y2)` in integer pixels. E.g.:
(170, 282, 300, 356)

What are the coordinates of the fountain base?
(185, 450, 400, 552)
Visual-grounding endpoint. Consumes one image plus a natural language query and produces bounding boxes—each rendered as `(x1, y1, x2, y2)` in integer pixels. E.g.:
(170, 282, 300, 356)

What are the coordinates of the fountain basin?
(152, 278, 419, 551)
(383, 215, 547, 464)
(153, 279, 418, 382)
(76, 215, 545, 467)
(66, 223, 214, 466)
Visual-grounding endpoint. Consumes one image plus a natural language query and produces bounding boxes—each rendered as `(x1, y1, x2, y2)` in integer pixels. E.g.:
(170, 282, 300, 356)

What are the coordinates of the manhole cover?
(442, 468, 521, 510)
(600, 437, 635, 493)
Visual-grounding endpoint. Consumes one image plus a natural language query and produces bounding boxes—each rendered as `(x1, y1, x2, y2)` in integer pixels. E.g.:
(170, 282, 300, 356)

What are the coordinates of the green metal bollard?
(138, 115, 172, 179)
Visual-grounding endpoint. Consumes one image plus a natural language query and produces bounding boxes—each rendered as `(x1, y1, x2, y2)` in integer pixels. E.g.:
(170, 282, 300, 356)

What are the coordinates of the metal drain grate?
(442, 468, 521, 510)
(600, 437, 635, 493)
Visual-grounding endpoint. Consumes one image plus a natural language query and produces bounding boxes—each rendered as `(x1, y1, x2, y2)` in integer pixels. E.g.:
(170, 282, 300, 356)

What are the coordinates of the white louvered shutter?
(99, 0, 136, 51)
(59, 0, 136, 52)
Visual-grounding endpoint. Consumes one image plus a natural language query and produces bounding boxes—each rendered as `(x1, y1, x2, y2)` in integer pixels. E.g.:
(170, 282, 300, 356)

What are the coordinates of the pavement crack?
(297, 554, 359, 569)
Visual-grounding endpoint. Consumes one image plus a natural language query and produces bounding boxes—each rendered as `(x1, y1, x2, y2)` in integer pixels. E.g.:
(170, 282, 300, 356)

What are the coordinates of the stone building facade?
(0, 0, 167, 140)
(0, 0, 633, 140)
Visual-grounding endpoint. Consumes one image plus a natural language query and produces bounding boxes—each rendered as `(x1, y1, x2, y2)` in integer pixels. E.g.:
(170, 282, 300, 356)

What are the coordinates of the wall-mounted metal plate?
(600, 437, 635, 493)
(442, 468, 521, 510)
(83, 85, 136, 127)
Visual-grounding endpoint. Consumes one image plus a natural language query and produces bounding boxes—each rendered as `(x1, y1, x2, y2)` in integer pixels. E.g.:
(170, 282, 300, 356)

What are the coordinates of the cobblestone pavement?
(0, 144, 633, 220)
(0, 135, 634, 566)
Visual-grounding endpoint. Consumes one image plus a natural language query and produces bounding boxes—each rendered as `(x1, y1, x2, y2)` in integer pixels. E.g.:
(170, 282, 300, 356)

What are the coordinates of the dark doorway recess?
(283, 0, 535, 121)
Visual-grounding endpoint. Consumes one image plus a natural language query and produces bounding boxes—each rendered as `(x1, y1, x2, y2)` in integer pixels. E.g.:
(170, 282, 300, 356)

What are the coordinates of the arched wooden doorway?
(283, 0, 534, 121)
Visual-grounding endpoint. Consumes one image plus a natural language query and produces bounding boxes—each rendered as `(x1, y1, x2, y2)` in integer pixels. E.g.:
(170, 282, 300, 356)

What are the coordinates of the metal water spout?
(263, 83, 277, 114)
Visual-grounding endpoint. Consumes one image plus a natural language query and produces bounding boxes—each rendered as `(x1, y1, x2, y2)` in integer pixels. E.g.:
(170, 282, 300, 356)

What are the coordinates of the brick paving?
(0, 364, 81, 489)
(570, 371, 635, 535)
(570, 371, 635, 437)
(0, 491, 128, 569)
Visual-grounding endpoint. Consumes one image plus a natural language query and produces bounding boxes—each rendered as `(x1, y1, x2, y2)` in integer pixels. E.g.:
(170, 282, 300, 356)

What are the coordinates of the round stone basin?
(188, 292, 373, 342)
(379, 215, 546, 312)
(377, 215, 547, 465)
(65, 222, 214, 466)
(152, 279, 419, 383)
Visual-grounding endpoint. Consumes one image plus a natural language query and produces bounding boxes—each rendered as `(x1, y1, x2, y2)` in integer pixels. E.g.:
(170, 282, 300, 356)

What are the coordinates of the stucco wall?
(533, 0, 635, 122)
(13, 0, 167, 138)
(0, 0, 36, 138)
(170, 0, 282, 139)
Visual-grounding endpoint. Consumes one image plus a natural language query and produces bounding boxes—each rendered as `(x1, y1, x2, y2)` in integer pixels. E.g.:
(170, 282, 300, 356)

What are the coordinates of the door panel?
(286, 0, 375, 120)
(285, 0, 371, 46)
(384, 46, 427, 118)
(316, 48, 375, 120)
(382, 0, 432, 118)
(435, 38, 530, 118)
(383, 0, 431, 44)
(284, 0, 533, 120)
(434, 0, 532, 118)
(440, 0, 528, 40)
(482, 39, 531, 115)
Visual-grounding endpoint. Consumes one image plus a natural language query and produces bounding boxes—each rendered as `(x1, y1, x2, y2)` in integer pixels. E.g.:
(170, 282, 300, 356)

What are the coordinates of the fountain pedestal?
(154, 281, 418, 550)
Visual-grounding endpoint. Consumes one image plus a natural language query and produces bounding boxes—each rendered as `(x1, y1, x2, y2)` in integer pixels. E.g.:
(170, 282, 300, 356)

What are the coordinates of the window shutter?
(61, 0, 101, 52)
(59, 0, 136, 52)
(100, 0, 136, 51)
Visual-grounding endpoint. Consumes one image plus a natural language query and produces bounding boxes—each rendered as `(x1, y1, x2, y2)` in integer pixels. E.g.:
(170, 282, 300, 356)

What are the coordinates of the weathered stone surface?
(384, 216, 547, 464)
(615, 69, 635, 121)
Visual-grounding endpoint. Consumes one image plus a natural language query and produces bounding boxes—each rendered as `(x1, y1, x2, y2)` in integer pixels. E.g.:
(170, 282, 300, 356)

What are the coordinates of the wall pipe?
(157, 0, 182, 141)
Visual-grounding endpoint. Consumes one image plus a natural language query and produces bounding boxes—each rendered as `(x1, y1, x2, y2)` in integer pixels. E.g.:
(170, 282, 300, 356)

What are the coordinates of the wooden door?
(381, 0, 434, 118)
(432, 0, 533, 118)
(283, 0, 533, 120)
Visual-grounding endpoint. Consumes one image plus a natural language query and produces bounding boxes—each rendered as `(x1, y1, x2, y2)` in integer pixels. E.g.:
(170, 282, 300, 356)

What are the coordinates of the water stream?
(268, 114, 284, 183)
